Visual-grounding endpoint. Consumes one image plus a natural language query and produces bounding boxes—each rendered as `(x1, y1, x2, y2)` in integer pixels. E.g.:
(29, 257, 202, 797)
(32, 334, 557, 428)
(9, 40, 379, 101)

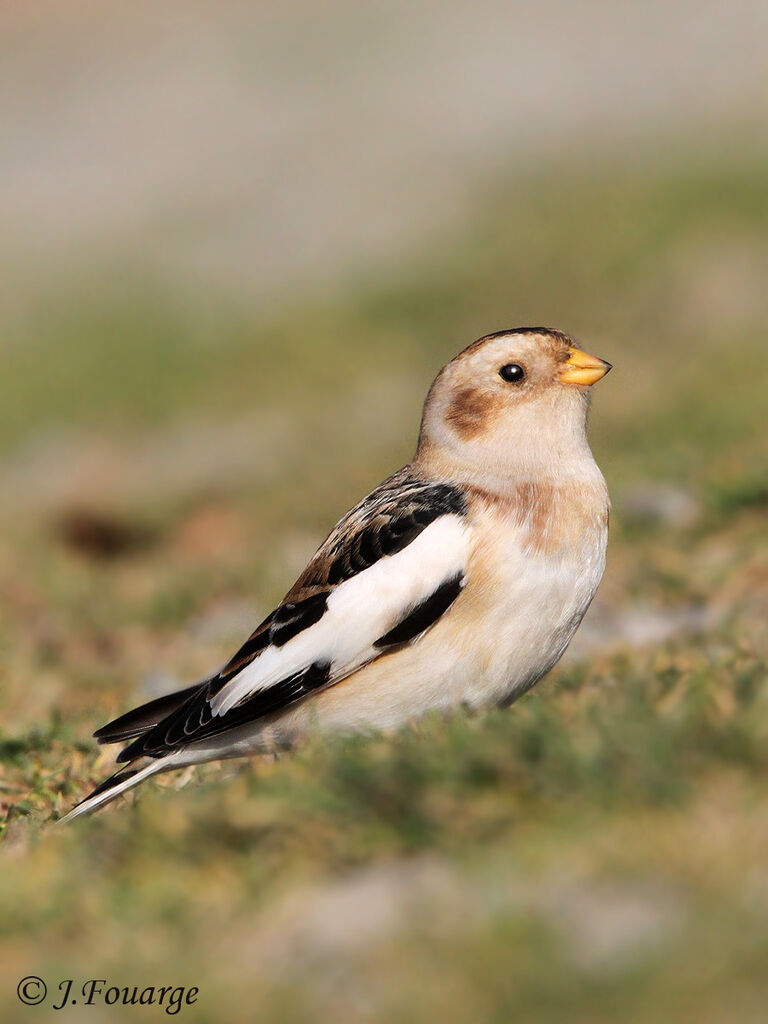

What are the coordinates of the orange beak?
(560, 346, 612, 387)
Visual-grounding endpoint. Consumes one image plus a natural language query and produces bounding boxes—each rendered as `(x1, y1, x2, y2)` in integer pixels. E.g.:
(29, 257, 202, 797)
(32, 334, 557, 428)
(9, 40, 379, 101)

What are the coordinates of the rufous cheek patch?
(445, 386, 502, 440)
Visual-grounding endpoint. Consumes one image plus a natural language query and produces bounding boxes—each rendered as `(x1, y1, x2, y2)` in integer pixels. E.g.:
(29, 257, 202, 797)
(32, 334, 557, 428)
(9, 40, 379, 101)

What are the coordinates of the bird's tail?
(58, 758, 168, 824)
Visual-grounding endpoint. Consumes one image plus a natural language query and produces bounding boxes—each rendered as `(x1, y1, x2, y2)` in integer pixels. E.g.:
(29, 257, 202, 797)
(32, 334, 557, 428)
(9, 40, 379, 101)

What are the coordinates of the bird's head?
(416, 328, 611, 480)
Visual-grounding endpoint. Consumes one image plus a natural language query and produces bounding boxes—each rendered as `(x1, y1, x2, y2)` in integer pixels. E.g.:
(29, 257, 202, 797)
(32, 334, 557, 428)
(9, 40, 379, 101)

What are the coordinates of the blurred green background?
(1, 2, 767, 1022)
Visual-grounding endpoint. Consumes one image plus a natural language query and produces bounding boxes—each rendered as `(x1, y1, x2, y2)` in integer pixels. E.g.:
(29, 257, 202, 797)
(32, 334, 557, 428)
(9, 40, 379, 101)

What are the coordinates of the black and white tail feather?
(60, 468, 470, 822)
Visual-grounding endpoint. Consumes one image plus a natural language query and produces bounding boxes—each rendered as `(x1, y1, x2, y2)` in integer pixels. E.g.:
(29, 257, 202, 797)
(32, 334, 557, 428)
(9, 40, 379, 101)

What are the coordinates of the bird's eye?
(499, 363, 525, 383)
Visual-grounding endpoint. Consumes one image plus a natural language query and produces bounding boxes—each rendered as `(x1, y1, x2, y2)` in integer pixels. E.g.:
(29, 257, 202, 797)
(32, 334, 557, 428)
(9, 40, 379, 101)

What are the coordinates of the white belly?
(470, 536, 607, 705)
(268, 507, 606, 740)
(184, 494, 608, 762)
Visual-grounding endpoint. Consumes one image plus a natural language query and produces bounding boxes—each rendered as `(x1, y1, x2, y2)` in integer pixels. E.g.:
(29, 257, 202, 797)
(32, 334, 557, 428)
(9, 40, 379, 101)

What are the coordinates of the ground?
(1, 153, 767, 1023)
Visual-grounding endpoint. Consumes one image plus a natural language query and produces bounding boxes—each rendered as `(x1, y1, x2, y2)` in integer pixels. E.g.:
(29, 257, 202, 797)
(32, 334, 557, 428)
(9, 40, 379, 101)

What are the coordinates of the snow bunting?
(62, 328, 611, 821)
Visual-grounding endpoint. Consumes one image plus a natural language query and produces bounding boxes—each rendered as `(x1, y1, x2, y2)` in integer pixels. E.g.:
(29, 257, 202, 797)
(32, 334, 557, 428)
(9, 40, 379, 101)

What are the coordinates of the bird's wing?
(116, 468, 471, 762)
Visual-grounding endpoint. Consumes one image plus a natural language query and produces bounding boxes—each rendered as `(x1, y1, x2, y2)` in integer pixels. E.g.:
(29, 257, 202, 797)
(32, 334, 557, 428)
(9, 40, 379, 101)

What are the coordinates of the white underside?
(181, 499, 608, 766)
(211, 514, 471, 716)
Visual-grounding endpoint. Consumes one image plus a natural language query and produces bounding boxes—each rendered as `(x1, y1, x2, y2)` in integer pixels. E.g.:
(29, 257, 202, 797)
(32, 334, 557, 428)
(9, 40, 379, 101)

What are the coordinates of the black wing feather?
(94, 681, 208, 744)
(104, 468, 468, 764)
(117, 661, 332, 761)
(374, 573, 464, 648)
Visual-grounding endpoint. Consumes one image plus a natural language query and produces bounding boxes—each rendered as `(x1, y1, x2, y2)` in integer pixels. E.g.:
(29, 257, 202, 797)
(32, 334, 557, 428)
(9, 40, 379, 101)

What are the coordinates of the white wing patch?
(211, 514, 471, 717)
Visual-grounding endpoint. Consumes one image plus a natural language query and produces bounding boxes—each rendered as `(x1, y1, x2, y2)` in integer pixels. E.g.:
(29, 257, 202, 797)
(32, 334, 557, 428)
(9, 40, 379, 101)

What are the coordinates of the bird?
(61, 327, 611, 822)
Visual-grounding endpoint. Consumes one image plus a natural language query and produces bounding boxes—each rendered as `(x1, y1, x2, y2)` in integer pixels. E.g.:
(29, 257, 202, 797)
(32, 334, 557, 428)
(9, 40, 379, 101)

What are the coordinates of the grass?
(1, 147, 767, 1022)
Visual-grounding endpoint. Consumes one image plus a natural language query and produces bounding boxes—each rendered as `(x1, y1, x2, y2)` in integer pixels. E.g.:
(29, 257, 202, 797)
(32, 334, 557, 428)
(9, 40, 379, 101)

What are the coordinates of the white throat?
(417, 386, 602, 494)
